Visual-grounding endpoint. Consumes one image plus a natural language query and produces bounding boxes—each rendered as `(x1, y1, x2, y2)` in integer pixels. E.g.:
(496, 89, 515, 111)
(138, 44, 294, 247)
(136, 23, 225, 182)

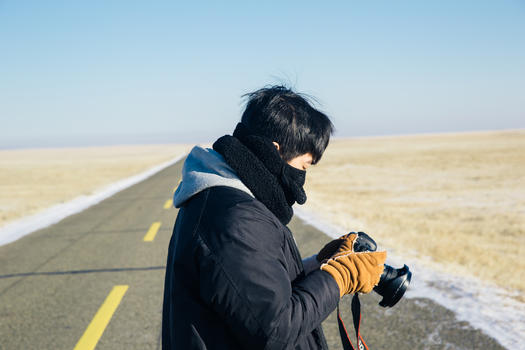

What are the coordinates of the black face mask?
(280, 163, 307, 206)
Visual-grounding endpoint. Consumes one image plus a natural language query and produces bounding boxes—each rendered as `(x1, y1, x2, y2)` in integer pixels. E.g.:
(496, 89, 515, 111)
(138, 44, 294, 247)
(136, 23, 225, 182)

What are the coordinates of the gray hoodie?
(173, 146, 254, 208)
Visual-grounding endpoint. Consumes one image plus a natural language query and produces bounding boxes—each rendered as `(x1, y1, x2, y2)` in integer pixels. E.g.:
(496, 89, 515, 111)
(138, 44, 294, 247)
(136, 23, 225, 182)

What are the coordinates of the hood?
(173, 146, 254, 208)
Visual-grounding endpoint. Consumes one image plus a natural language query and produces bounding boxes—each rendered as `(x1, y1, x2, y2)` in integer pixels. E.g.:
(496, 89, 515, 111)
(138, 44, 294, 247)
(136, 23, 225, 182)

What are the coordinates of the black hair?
(240, 85, 334, 164)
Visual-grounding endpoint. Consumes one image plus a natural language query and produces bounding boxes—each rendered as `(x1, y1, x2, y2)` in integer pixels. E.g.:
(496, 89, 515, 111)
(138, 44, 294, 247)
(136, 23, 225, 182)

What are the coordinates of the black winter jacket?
(162, 185, 340, 349)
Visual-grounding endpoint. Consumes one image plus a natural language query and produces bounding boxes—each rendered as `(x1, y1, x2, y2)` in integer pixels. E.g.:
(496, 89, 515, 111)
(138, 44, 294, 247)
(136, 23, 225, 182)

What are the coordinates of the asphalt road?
(0, 159, 505, 350)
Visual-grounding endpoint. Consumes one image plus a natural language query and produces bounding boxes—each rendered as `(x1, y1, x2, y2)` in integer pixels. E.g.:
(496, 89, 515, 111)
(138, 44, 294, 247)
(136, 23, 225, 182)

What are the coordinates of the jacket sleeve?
(302, 254, 321, 275)
(197, 203, 340, 349)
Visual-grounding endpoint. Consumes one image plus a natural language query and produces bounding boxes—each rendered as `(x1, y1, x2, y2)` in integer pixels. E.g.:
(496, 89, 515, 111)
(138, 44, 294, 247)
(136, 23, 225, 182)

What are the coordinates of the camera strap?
(337, 294, 369, 350)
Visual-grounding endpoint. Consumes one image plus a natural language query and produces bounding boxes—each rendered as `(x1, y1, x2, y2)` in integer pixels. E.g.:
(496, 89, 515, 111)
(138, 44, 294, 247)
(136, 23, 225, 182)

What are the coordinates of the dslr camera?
(353, 232, 412, 307)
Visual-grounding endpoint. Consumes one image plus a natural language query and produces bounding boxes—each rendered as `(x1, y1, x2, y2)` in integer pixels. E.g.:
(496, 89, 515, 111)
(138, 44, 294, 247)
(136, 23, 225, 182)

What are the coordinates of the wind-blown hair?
(240, 85, 334, 164)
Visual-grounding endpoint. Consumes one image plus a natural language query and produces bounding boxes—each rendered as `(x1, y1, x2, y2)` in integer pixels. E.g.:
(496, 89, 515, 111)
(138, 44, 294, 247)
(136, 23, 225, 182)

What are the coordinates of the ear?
(272, 142, 280, 151)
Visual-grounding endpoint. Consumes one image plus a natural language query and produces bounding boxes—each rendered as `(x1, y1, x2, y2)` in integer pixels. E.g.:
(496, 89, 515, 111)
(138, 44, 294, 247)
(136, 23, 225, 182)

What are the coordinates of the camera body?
(352, 232, 412, 308)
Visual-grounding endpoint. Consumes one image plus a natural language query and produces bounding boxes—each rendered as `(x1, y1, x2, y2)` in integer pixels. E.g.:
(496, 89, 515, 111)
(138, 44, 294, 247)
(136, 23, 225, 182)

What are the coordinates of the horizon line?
(1, 127, 523, 151)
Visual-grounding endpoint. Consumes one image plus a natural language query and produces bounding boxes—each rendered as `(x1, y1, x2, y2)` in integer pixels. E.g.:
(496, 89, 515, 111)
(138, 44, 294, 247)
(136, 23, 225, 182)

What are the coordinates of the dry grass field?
(1, 132, 523, 300)
(303, 130, 525, 299)
(0, 144, 190, 228)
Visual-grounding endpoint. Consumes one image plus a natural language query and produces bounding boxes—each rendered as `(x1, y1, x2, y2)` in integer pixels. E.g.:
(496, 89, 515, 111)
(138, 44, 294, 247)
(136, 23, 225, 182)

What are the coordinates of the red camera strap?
(337, 294, 369, 350)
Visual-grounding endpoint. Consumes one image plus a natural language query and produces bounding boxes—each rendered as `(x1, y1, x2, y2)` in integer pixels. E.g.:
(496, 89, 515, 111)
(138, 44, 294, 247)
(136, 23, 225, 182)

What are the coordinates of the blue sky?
(1, 1, 524, 148)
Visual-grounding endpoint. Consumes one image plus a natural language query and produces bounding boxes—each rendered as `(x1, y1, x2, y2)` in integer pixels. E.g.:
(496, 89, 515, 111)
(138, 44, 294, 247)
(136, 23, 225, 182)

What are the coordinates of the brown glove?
(317, 233, 359, 263)
(321, 251, 386, 297)
(317, 231, 378, 262)
(319, 231, 385, 297)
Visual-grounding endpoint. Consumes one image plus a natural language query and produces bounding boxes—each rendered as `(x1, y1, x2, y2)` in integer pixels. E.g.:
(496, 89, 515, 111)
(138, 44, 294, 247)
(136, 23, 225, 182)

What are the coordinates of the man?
(162, 86, 386, 349)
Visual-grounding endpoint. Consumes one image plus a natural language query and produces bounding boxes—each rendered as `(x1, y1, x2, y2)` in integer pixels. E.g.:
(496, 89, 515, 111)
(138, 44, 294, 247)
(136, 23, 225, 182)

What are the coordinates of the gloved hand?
(319, 232, 386, 297)
(317, 231, 377, 263)
(321, 250, 386, 297)
(316, 236, 347, 263)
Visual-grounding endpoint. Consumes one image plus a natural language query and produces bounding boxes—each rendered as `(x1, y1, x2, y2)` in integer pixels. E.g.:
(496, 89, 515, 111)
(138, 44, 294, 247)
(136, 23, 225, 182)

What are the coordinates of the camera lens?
(373, 264, 412, 307)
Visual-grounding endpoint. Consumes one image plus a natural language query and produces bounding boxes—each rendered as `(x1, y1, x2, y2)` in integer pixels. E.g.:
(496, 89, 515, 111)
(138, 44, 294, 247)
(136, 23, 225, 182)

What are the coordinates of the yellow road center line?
(73, 285, 129, 350)
(143, 222, 161, 242)
(163, 199, 173, 209)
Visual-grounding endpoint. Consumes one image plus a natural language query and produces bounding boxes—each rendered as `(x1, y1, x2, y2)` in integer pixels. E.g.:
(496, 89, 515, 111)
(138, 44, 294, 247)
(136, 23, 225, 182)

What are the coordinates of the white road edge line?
(0, 153, 187, 246)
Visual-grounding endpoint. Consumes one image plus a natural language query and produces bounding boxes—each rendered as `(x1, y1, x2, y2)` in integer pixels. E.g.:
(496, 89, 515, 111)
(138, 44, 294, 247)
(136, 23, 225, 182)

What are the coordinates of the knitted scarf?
(213, 123, 307, 225)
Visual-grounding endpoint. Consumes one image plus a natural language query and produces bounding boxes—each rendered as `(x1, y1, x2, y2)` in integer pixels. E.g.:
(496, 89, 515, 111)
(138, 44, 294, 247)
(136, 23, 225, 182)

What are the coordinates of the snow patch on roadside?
(294, 206, 525, 350)
(0, 154, 186, 246)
